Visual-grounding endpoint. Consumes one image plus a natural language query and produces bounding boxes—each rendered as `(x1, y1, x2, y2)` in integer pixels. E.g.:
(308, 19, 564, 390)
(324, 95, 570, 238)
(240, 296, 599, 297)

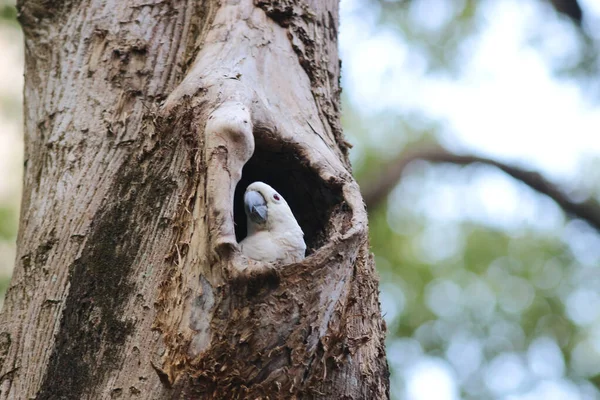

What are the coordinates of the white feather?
(239, 182, 306, 263)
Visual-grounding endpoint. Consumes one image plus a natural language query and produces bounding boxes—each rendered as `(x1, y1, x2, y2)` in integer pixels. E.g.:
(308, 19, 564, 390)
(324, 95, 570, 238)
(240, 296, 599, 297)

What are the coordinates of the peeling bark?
(0, 0, 389, 399)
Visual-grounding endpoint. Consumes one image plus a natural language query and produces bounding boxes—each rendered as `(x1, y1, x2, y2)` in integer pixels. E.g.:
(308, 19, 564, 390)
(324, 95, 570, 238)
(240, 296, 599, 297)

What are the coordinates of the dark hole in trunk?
(234, 141, 343, 254)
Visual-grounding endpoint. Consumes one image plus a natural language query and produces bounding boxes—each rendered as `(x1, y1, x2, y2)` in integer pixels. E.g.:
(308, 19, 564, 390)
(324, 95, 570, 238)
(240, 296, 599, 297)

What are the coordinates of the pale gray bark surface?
(0, 0, 389, 398)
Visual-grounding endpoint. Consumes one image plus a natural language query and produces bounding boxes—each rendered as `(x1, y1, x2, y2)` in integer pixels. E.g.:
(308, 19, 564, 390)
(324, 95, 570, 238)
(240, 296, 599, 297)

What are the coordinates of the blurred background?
(1, 0, 600, 398)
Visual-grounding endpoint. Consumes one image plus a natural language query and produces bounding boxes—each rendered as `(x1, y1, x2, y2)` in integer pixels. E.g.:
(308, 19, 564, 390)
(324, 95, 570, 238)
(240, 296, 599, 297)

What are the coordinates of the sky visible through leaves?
(341, 0, 600, 399)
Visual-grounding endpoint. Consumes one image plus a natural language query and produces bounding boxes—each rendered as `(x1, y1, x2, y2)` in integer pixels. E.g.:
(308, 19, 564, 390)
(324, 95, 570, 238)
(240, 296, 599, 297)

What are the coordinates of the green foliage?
(343, 1, 600, 397)
(0, 0, 17, 26)
(370, 0, 600, 96)
(0, 0, 19, 308)
(374, 0, 483, 76)
(0, 5, 16, 22)
(0, 206, 17, 241)
(355, 151, 591, 397)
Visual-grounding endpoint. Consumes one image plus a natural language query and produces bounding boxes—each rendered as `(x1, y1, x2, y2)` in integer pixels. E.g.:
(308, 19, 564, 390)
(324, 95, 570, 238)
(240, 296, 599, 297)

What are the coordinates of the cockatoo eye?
(273, 193, 281, 201)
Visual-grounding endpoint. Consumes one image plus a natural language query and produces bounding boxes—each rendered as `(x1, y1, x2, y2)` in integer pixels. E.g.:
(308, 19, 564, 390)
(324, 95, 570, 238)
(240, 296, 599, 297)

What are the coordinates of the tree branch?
(548, 0, 583, 25)
(361, 147, 600, 231)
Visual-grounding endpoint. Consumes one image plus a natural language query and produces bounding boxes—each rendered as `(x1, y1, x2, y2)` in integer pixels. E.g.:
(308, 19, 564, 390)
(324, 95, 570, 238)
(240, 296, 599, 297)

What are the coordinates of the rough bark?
(0, 0, 389, 399)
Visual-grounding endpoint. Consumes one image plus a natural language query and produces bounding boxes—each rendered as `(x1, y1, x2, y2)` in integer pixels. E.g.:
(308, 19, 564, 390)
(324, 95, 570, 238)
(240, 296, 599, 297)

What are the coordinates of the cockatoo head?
(243, 181, 303, 236)
(241, 181, 306, 263)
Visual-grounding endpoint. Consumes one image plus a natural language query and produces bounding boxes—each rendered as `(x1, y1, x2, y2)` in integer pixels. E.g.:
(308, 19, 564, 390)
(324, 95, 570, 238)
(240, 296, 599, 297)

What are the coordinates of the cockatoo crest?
(239, 182, 306, 263)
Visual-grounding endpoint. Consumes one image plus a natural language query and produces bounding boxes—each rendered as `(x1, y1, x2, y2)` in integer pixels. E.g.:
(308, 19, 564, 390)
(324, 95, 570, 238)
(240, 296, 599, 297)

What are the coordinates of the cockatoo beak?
(244, 190, 268, 224)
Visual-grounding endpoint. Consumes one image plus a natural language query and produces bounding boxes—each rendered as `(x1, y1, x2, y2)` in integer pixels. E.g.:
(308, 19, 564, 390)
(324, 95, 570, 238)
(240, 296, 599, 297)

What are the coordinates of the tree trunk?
(0, 0, 389, 398)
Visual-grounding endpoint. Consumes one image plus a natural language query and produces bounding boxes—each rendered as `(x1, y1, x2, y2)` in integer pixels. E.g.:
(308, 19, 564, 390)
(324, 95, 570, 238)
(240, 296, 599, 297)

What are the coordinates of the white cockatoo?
(239, 182, 306, 263)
